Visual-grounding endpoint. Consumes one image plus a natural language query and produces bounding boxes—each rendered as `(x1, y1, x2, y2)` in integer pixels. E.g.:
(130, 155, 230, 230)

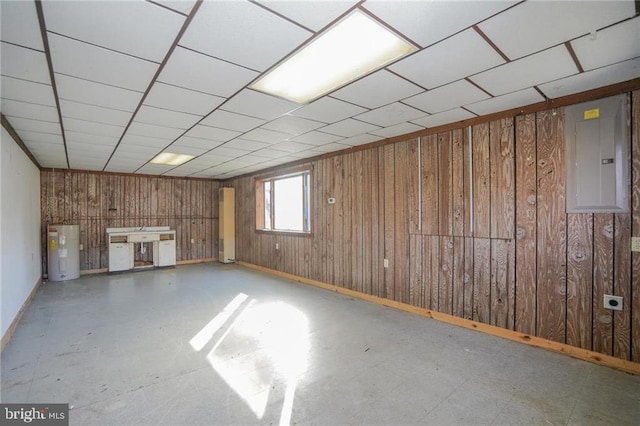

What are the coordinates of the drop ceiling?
(1, 0, 638, 179)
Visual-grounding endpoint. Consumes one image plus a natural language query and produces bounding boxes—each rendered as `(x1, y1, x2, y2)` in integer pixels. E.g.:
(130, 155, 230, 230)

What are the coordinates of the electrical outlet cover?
(604, 295, 623, 311)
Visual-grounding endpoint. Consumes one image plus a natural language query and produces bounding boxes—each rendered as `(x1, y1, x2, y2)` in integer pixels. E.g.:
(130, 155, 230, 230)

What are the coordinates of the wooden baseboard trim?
(76, 259, 218, 276)
(1, 277, 42, 351)
(80, 268, 108, 275)
(237, 261, 640, 376)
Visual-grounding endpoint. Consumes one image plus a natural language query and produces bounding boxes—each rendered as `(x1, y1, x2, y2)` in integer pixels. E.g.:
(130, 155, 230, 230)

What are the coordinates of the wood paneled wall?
(228, 91, 640, 363)
(40, 170, 219, 272)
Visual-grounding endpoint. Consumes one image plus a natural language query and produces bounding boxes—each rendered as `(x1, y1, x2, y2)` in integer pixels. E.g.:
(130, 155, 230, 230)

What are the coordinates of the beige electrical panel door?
(219, 187, 235, 263)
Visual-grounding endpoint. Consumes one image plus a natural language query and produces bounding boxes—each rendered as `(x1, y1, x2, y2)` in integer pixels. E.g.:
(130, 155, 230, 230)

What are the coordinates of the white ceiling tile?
(152, 1, 197, 15)
(478, 1, 636, 60)
(470, 46, 578, 96)
(241, 128, 291, 144)
(28, 144, 66, 155)
(341, 133, 383, 146)
(63, 118, 124, 138)
(1, 43, 50, 84)
(208, 146, 252, 159)
(1, 76, 55, 106)
(127, 122, 184, 140)
(370, 122, 424, 139)
(54, 74, 143, 112)
(290, 97, 366, 123)
(48, 34, 158, 91)
(411, 108, 476, 129)
(571, 17, 640, 71)
(184, 125, 241, 142)
(319, 118, 381, 137)
(260, 115, 324, 135)
(221, 139, 270, 152)
(0, 1, 43, 50)
(354, 102, 427, 126)
(17, 130, 64, 145)
(158, 47, 258, 97)
(538, 58, 640, 99)
(104, 162, 144, 173)
(171, 136, 224, 150)
(38, 159, 68, 169)
(390, 29, 505, 90)
(60, 99, 131, 127)
(6, 117, 61, 135)
(363, 0, 516, 47)
(66, 140, 115, 154)
(180, 0, 312, 71)
(145, 82, 225, 116)
(258, 0, 357, 31)
(403, 80, 490, 114)
(290, 131, 344, 146)
(200, 110, 266, 132)
(136, 163, 177, 175)
(251, 148, 290, 159)
(223, 90, 301, 121)
(65, 131, 119, 148)
(269, 141, 316, 153)
(43, 1, 184, 62)
(465, 88, 545, 116)
(332, 69, 424, 108)
(1, 99, 59, 122)
(311, 142, 352, 153)
(113, 144, 161, 155)
(134, 105, 200, 129)
(162, 144, 208, 156)
(68, 158, 107, 169)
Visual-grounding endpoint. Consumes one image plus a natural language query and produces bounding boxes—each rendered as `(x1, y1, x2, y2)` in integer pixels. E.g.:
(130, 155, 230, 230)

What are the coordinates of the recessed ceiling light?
(250, 10, 417, 104)
(149, 152, 195, 166)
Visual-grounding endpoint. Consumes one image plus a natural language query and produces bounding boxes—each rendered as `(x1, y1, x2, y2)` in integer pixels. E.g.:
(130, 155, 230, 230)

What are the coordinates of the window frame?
(255, 166, 313, 236)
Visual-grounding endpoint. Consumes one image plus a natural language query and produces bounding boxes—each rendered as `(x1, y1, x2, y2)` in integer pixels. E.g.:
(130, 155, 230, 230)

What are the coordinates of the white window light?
(250, 10, 417, 104)
(149, 152, 195, 166)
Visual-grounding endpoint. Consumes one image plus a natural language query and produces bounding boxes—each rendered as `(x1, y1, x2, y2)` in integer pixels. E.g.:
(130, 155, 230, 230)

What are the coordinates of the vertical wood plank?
(515, 113, 538, 335)
(631, 90, 640, 362)
(408, 139, 420, 234)
(613, 214, 631, 359)
(342, 154, 352, 289)
(452, 129, 465, 236)
(377, 148, 386, 298)
(409, 234, 423, 307)
(439, 236, 453, 314)
(473, 123, 491, 238)
(332, 156, 343, 286)
(362, 152, 373, 295)
(491, 238, 515, 330)
(490, 119, 515, 239)
(463, 128, 472, 237)
(566, 213, 594, 350)
(536, 108, 566, 343)
(352, 151, 364, 293)
(384, 144, 395, 299)
(452, 236, 465, 317)
(473, 238, 491, 323)
(463, 237, 474, 320)
(395, 142, 410, 303)
(421, 134, 439, 235)
(593, 213, 614, 354)
(438, 132, 453, 236)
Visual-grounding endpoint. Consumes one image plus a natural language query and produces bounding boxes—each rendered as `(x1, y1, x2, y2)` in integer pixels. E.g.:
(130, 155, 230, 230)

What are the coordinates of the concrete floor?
(1, 263, 639, 425)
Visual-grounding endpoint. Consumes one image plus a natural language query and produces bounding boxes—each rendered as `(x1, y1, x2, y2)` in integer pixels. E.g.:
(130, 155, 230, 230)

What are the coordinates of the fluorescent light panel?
(150, 152, 195, 166)
(250, 10, 417, 104)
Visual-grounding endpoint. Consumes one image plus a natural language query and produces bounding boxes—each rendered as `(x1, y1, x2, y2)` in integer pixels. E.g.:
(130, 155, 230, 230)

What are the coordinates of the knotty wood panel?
(383, 145, 395, 300)
(613, 214, 631, 359)
(423, 236, 439, 310)
(566, 213, 593, 350)
(452, 236, 465, 317)
(490, 119, 515, 240)
(536, 109, 566, 343)
(473, 238, 491, 323)
(490, 238, 515, 330)
(463, 128, 472, 237)
(632, 90, 640, 362)
(395, 141, 411, 303)
(352, 151, 364, 293)
(593, 214, 614, 354)
(439, 236, 454, 314)
(472, 123, 491, 238)
(342, 153, 353, 289)
(409, 234, 423, 307)
(463, 237, 474, 320)
(408, 139, 420, 234)
(421, 134, 439, 235)
(514, 114, 538, 335)
(438, 132, 453, 236)
(452, 129, 465, 236)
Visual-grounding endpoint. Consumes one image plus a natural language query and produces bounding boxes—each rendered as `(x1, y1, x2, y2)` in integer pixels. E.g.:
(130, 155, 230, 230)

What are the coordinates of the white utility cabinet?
(107, 227, 176, 272)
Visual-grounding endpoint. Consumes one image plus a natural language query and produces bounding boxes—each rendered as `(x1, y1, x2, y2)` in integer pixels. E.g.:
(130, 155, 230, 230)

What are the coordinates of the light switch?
(632, 237, 640, 252)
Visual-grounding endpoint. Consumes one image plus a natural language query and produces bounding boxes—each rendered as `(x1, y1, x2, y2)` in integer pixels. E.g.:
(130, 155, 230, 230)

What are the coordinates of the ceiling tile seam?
(357, 3, 421, 50)
(472, 24, 510, 63)
(397, 99, 431, 116)
(151, 80, 227, 98)
(0, 39, 44, 53)
(137, 103, 202, 118)
(106, 0, 205, 172)
(176, 44, 262, 73)
(145, 0, 188, 17)
(465, 77, 495, 98)
(46, 31, 162, 65)
(533, 86, 548, 101)
(459, 106, 479, 117)
(564, 42, 585, 73)
(384, 68, 430, 92)
(0, 97, 59, 110)
(1, 114, 42, 168)
(58, 98, 135, 114)
(9, 127, 65, 137)
(60, 115, 127, 129)
(324, 95, 373, 114)
(0, 74, 52, 87)
(54, 72, 145, 94)
(35, 0, 69, 169)
(2, 114, 60, 125)
(247, 0, 316, 34)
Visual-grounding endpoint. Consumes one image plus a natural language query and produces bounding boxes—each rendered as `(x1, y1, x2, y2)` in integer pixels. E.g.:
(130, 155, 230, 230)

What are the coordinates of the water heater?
(47, 224, 80, 281)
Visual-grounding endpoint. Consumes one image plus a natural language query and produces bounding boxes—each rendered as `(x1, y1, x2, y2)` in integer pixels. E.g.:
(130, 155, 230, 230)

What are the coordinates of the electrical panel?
(565, 94, 628, 213)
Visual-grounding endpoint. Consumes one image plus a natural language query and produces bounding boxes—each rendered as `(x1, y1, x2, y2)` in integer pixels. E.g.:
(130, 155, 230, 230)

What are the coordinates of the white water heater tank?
(47, 224, 80, 281)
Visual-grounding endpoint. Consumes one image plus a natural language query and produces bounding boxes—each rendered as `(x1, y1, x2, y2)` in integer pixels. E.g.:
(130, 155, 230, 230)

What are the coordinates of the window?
(256, 170, 311, 233)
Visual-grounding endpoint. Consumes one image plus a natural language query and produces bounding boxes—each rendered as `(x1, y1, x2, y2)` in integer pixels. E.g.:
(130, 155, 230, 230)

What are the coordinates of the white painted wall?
(1, 126, 42, 339)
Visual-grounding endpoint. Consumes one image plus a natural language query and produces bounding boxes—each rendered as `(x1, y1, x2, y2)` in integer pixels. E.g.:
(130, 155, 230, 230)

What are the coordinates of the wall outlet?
(276, 243, 279, 250)
(191, 238, 195, 244)
(383, 259, 389, 268)
(79, 244, 83, 251)
(631, 237, 640, 252)
(604, 295, 623, 311)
